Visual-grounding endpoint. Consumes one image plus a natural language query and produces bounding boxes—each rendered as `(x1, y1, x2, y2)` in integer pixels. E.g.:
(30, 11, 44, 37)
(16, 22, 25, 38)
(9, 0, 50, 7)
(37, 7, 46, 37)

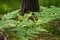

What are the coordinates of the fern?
(0, 6, 60, 40)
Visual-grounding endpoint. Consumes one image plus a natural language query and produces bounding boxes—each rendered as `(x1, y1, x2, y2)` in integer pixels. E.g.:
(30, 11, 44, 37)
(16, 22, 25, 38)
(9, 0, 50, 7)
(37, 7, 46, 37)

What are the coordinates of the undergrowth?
(0, 6, 60, 40)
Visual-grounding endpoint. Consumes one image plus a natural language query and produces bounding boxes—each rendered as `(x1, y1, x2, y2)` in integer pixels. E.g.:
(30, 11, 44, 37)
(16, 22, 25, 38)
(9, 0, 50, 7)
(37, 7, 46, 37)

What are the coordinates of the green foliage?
(39, 0, 60, 7)
(0, 6, 60, 40)
(0, 0, 60, 40)
(0, 0, 21, 14)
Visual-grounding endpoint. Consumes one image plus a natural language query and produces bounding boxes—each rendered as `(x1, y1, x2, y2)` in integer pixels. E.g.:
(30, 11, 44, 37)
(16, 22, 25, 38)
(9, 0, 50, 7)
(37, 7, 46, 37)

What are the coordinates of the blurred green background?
(0, 0, 60, 14)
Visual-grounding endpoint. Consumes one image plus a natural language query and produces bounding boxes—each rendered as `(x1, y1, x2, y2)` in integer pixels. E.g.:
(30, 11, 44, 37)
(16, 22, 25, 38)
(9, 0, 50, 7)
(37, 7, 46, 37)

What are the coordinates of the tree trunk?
(21, 0, 39, 15)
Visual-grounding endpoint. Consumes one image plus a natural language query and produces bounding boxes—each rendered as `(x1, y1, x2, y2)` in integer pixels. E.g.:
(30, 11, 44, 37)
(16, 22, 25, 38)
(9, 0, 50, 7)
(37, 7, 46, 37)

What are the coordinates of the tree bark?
(21, 0, 39, 15)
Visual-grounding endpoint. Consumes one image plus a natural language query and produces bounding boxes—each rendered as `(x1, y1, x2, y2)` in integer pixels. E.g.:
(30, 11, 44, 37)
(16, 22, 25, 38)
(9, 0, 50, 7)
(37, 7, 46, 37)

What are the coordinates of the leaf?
(2, 9, 20, 20)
